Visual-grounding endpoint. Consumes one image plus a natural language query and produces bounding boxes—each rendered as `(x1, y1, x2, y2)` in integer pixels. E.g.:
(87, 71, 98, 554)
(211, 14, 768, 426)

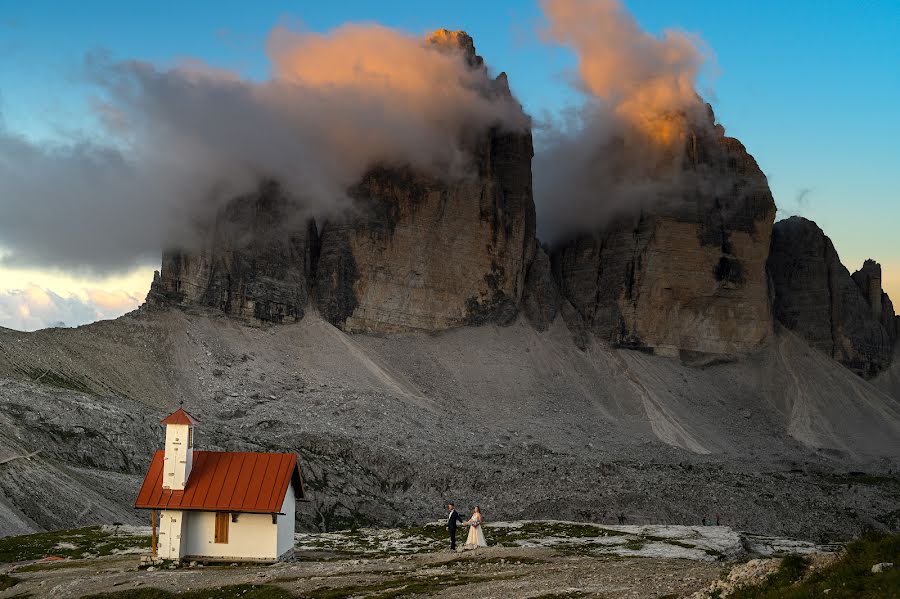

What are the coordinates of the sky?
(0, 0, 898, 330)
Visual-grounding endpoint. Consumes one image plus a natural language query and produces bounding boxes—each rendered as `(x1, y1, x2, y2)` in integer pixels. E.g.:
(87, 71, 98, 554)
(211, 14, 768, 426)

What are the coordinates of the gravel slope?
(0, 309, 898, 541)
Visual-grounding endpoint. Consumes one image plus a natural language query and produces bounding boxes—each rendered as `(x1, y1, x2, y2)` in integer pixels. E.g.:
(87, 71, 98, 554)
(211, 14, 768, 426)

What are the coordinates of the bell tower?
(161, 407, 198, 490)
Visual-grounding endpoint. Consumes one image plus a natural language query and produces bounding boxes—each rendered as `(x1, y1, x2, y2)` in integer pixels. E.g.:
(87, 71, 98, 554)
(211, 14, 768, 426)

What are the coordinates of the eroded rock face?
(552, 109, 776, 355)
(315, 32, 535, 332)
(146, 182, 318, 325)
(852, 259, 899, 344)
(146, 31, 536, 334)
(767, 217, 895, 377)
(521, 244, 560, 332)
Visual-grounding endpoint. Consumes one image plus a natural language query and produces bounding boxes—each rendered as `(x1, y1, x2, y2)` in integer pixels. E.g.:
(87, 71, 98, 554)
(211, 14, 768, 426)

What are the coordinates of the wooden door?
(214, 512, 229, 544)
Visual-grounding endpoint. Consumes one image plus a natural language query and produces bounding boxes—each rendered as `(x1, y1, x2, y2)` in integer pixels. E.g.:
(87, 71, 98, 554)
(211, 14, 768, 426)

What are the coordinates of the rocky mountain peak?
(549, 104, 776, 356)
(768, 216, 897, 377)
(146, 31, 535, 333)
(852, 259, 884, 320)
(426, 29, 483, 68)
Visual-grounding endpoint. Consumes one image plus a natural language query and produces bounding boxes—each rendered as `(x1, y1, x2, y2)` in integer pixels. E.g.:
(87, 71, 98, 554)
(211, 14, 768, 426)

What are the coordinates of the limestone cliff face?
(146, 182, 318, 325)
(852, 259, 899, 345)
(521, 244, 560, 332)
(551, 109, 776, 355)
(314, 31, 535, 332)
(147, 31, 535, 333)
(768, 217, 896, 377)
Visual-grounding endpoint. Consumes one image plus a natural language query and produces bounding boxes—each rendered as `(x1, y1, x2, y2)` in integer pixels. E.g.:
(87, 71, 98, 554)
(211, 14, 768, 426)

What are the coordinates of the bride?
(463, 506, 487, 548)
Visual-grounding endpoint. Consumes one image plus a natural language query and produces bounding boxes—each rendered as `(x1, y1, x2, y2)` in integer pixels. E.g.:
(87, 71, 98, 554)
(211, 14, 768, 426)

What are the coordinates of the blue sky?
(0, 0, 898, 328)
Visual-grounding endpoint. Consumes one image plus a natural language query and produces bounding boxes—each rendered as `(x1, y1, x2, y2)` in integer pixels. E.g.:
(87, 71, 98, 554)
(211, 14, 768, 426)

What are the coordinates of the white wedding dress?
(463, 514, 487, 548)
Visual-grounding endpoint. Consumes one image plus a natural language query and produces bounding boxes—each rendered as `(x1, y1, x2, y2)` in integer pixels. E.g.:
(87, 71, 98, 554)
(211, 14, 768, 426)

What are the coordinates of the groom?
(446, 503, 465, 551)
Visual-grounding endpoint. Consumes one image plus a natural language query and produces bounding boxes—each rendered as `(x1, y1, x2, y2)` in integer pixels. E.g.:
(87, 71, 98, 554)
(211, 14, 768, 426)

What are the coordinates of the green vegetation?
(16, 559, 98, 573)
(623, 539, 646, 551)
(728, 531, 899, 598)
(0, 574, 21, 591)
(296, 521, 683, 558)
(482, 522, 625, 548)
(397, 524, 452, 544)
(84, 585, 293, 599)
(0, 526, 149, 563)
(296, 524, 446, 557)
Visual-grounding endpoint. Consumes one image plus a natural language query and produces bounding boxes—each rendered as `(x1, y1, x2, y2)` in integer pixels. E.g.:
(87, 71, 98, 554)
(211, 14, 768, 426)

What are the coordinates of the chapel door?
(215, 512, 229, 544)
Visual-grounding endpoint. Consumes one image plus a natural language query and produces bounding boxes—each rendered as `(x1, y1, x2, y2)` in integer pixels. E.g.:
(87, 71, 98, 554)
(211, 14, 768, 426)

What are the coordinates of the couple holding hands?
(446, 503, 487, 551)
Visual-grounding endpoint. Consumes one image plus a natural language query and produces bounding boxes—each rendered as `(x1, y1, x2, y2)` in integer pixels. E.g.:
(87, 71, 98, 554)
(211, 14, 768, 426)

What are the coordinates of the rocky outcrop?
(521, 244, 560, 331)
(314, 31, 535, 332)
(767, 217, 895, 377)
(852, 259, 899, 344)
(146, 182, 318, 325)
(552, 107, 776, 356)
(147, 31, 535, 334)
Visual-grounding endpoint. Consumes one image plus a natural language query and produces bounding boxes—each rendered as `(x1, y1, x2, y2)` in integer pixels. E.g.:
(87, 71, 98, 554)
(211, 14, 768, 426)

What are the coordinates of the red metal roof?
(161, 408, 199, 425)
(134, 450, 304, 513)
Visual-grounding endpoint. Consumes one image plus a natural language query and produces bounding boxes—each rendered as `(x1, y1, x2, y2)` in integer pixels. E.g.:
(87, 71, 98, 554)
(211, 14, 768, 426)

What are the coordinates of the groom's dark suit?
(447, 509, 465, 550)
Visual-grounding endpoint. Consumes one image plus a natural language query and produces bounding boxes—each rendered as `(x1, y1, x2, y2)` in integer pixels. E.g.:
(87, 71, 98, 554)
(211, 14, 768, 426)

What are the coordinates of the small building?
(135, 408, 304, 563)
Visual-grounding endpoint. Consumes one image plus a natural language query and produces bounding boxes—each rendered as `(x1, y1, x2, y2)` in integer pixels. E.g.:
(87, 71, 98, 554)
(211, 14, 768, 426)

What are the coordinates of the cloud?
(0, 284, 140, 331)
(533, 0, 715, 243)
(0, 25, 526, 273)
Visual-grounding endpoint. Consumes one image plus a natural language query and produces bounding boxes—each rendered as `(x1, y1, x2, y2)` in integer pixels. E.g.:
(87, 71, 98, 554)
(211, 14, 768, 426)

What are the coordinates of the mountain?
(145, 182, 318, 324)
(1, 31, 899, 543)
(1, 311, 899, 542)
(550, 106, 776, 355)
(148, 30, 535, 334)
(768, 217, 897, 377)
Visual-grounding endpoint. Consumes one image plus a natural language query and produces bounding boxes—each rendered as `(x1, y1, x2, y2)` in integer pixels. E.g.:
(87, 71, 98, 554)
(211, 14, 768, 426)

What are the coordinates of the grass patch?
(397, 525, 448, 544)
(728, 531, 899, 598)
(84, 584, 294, 599)
(0, 574, 21, 591)
(0, 526, 149, 563)
(484, 522, 625, 547)
(298, 525, 448, 557)
(16, 559, 96, 572)
(296, 522, 630, 557)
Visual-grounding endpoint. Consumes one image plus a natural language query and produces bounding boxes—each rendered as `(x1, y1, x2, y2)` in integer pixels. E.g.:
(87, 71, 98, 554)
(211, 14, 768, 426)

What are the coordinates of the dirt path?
(2, 546, 724, 598)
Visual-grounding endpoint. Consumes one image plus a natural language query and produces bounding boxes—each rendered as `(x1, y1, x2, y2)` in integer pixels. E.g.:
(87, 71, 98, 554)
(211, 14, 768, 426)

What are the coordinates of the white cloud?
(0, 283, 140, 331)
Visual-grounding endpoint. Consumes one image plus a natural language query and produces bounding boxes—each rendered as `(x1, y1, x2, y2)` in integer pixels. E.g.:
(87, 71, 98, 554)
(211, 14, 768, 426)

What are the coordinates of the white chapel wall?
(182, 510, 277, 560)
(276, 484, 296, 558)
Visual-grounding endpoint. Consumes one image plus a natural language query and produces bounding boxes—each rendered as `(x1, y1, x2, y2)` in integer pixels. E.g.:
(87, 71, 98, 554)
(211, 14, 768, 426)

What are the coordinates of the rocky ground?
(0, 521, 844, 598)
(1, 310, 899, 543)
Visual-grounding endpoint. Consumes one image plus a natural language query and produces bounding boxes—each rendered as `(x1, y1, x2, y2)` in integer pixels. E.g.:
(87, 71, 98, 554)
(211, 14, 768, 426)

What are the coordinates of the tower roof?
(161, 407, 199, 425)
